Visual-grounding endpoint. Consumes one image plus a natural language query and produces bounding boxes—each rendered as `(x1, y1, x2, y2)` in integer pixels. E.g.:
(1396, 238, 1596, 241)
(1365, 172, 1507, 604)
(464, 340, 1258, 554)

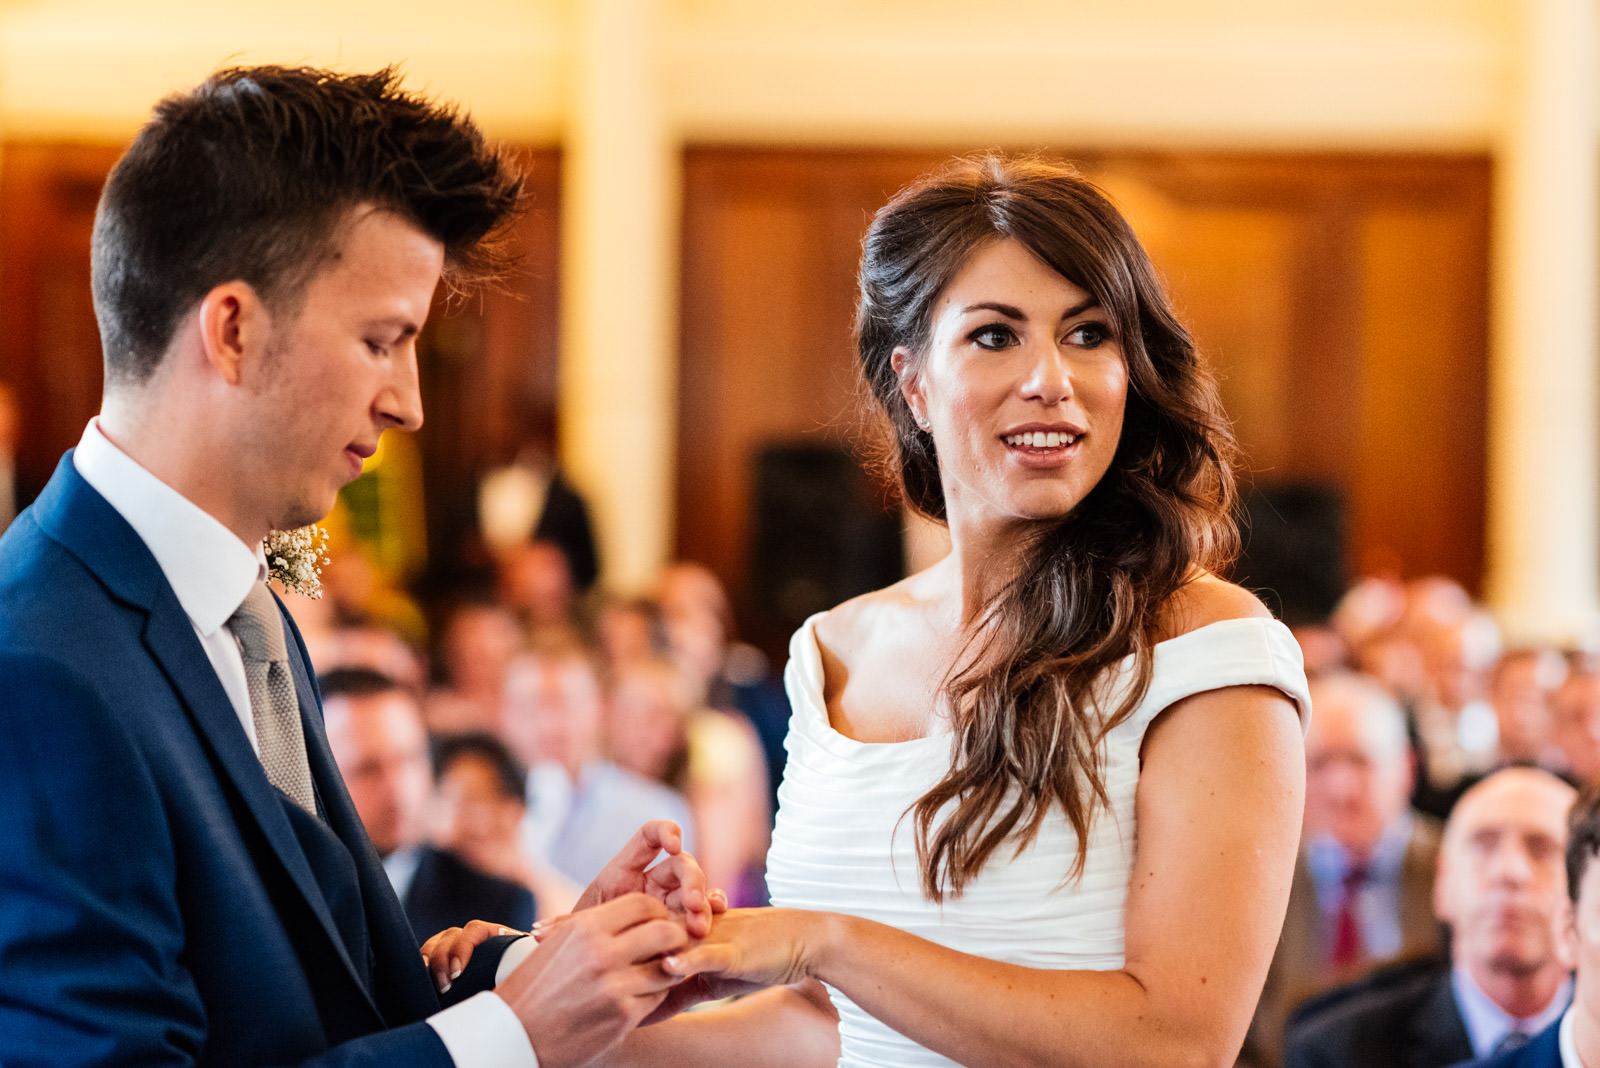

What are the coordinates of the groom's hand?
(576, 820, 726, 938)
(496, 893, 687, 1068)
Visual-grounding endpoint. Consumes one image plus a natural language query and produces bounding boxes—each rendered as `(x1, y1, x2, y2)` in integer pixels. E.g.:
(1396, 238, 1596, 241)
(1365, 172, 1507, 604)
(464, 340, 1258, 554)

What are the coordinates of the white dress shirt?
(1452, 963, 1570, 1060)
(73, 420, 537, 1068)
(1561, 1006, 1582, 1067)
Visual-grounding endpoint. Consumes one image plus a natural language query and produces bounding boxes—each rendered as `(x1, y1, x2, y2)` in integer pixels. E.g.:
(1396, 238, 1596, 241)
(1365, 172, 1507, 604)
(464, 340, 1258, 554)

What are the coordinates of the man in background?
(1286, 767, 1576, 1067)
(321, 667, 535, 939)
(502, 646, 694, 886)
(1247, 671, 1444, 1066)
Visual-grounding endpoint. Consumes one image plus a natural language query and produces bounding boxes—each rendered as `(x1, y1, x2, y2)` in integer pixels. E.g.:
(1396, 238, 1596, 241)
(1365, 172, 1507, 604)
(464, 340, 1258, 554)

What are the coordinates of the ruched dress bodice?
(765, 614, 1311, 1068)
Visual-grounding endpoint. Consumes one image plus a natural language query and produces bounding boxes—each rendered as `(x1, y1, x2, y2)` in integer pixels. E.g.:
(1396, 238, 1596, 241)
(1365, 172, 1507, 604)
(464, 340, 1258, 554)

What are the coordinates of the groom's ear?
(195, 281, 269, 387)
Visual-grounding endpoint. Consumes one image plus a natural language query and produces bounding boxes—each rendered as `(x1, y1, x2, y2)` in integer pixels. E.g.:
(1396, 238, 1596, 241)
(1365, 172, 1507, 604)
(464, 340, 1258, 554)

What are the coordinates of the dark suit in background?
(402, 845, 536, 944)
(1284, 961, 1472, 1068)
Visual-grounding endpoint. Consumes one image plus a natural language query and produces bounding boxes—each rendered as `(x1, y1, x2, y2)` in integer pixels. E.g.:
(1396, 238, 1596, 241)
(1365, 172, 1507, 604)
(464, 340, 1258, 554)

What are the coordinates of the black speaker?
(747, 443, 904, 632)
(1235, 482, 1346, 625)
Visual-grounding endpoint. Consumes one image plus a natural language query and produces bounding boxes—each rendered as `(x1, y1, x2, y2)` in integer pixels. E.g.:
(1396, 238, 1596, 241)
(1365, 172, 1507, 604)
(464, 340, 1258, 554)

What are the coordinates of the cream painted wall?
(0, 0, 1534, 146)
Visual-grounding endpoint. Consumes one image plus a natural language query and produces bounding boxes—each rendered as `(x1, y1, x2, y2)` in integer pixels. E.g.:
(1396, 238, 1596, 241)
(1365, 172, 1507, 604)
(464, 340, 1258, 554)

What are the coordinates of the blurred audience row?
(1246, 573, 1600, 1068)
(298, 531, 1600, 1068)
(292, 541, 788, 945)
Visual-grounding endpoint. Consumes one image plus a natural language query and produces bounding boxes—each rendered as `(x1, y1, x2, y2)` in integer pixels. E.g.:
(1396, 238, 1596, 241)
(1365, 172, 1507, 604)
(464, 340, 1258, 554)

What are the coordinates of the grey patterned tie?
(1493, 1029, 1531, 1054)
(229, 583, 318, 815)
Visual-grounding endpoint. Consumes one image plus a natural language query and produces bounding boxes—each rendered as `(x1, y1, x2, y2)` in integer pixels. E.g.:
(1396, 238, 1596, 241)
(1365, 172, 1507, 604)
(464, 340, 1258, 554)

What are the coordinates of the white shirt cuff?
(495, 935, 539, 983)
(428, 990, 538, 1068)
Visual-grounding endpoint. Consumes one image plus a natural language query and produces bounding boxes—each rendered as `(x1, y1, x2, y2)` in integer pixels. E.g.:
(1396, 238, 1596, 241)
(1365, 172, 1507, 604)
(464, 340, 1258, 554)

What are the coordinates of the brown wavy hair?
(855, 155, 1240, 900)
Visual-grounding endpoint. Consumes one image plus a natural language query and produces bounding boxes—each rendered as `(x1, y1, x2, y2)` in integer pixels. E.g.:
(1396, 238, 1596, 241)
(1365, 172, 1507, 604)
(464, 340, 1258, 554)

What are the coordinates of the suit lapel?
(37, 457, 380, 1016)
(281, 594, 438, 1019)
(1405, 972, 1474, 1068)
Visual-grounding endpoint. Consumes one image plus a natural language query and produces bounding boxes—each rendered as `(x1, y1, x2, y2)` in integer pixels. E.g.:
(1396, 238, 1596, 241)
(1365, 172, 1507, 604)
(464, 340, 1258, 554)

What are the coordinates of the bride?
(452, 154, 1310, 1068)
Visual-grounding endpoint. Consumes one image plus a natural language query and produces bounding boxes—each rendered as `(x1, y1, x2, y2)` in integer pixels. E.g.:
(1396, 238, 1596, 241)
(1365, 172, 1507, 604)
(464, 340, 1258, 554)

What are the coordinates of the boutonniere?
(263, 525, 330, 599)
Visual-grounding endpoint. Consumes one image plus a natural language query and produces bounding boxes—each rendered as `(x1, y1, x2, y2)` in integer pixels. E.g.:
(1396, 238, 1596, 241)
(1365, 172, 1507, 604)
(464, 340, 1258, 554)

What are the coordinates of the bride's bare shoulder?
(1155, 573, 1273, 642)
(814, 567, 945, 665)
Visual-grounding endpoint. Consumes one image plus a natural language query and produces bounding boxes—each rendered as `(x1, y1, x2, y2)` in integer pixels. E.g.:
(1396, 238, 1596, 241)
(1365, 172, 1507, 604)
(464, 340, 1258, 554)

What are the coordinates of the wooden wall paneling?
(0, 142, 123, 491)
(411, 147, 563, 595)
(1355, 204, 1490, 586)
(678, 150, 951, 649)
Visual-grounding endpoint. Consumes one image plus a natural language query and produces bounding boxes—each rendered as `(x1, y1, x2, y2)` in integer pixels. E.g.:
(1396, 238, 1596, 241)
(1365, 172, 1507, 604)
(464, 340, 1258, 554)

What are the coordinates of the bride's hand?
(660, 907, 821, 990)
(420, 918, 531, 993)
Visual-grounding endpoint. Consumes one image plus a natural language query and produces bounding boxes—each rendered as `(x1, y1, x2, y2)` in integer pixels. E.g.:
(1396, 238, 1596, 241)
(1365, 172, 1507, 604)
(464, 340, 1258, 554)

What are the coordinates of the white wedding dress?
(765, 614, 1311, 1068)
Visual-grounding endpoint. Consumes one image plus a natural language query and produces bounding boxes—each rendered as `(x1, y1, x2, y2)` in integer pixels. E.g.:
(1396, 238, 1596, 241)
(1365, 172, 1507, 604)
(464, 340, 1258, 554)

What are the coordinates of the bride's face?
(894, 238, 1128, 537)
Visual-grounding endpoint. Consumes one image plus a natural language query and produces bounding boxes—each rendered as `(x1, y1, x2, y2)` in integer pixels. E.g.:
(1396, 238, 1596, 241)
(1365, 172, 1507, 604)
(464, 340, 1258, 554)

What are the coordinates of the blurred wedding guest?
(1553, 669, 1600, 787)
(1284, 768, 1576, 1068)
(319, 668, 535, 943)
(1413, 606, 1503, 789)
(1462, 784, 1600, 1065)
(606, 656, 771, 906)
(319, 539, 428, 644)
(308, 622, 428, 691)
(1293, 623, 1350, 678)
(657, 560, 791, 806)
(1246, 672, 1443, 1067)
(1355, 628, 1433, 711)
(498, 539, 582, 649)
(593, 594, 669, 676)
(424, 599, 523, 735)
(476, 404, 599, 592)
(1330, 575, 1407, 655)
(430, 731, 577, 919)
(500, 646, 692, 886)
(1488, 647, 1570, 771)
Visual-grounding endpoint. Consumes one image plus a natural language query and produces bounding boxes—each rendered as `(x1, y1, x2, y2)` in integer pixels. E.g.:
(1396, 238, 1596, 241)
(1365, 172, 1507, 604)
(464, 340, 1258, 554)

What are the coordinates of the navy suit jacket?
(0, 455, 504, 1066)
(1450, 1017, 1562, 1068)
(401, 846, 536, 945)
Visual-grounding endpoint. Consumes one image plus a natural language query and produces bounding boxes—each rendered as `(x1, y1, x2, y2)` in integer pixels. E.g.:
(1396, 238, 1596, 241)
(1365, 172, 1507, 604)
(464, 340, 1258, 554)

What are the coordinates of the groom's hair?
(90, 65, 523, 387)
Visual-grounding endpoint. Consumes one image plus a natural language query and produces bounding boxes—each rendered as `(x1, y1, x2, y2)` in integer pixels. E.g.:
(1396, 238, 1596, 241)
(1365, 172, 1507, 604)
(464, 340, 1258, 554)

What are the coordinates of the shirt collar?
(73, 419, 265, 633)
(1307, 812, 1414, 905)
(1453, 964, 1572, 1059)
(383, 845, 422, 901)
(1561, 1006, 1581, 1068)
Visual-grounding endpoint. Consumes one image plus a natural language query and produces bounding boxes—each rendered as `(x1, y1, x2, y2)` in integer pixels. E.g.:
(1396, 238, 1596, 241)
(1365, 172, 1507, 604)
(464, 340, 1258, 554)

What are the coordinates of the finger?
(604, 820, 684, 877)
(611, 915, 692, 965)
(708, 887, 729, 914)
(661, 941, 737, 979)
(678, 887, 713, 938)
(431, 948, 458, 993)
(588, 891, 671, 935)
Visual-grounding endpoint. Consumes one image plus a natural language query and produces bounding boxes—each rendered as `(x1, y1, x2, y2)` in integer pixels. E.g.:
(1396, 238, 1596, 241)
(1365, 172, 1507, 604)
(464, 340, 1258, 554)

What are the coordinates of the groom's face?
(241, 206, 442, 532)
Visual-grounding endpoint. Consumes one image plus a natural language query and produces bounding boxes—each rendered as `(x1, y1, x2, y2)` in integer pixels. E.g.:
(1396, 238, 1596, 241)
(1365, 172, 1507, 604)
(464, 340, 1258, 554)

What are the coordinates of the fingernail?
(439, 980, 452, 994)
(663, 955, 681, 971)
(498, 927, 511, 936)
(450, 963, 463, 980)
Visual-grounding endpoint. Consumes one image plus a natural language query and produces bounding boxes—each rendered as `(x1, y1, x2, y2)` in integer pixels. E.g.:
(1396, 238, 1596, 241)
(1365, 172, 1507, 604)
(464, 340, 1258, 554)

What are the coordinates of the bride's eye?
(969, 324, 1017, 350)
(1065, 322, 1111, 348)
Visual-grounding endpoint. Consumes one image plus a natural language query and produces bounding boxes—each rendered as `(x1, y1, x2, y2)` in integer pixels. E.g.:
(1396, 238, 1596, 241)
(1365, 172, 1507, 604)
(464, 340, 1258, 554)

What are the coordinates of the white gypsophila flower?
(263, 525, 330, 599)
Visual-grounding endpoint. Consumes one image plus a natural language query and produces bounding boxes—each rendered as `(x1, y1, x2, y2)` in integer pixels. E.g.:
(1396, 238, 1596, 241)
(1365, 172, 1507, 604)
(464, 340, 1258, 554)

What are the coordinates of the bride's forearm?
(806, 913, 1211, 1068)
(598, 984, 838, 1068)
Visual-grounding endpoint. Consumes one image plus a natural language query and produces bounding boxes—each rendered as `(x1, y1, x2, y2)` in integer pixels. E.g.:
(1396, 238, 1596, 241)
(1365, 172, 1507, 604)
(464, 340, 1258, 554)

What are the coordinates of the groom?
(0, 66, 708, 1067)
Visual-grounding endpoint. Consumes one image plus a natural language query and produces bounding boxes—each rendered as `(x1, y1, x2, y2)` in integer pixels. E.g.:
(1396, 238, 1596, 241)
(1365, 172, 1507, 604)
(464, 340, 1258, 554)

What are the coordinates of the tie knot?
(230, 583, 287, 664)
(1493, 1029, 1531, 1054)
(1343, 861, 1369, 890)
